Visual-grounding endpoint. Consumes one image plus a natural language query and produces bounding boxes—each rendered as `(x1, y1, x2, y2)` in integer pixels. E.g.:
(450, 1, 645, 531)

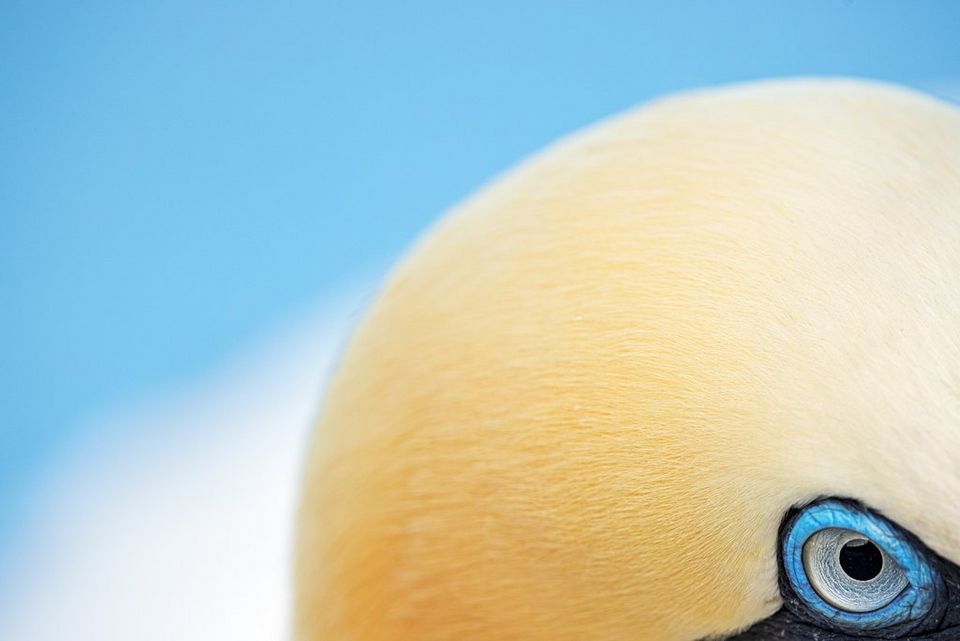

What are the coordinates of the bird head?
(295, 79, 960, 641)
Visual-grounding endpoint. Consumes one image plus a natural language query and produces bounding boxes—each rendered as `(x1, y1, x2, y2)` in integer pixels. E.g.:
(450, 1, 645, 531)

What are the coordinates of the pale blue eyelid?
(783, 499, 939, 629)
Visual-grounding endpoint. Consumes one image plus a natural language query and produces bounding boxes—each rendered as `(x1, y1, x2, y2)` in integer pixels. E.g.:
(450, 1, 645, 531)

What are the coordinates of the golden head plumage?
(294, 78, 960, 641)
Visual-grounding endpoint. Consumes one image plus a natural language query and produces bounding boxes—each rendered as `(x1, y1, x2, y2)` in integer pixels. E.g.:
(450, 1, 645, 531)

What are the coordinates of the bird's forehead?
(547, 79, 960, 563)
(709, 138, 960, 563)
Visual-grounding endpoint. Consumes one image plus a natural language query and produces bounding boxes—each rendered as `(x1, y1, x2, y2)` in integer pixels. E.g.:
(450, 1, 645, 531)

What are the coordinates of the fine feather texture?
(294, 78, 960, 641)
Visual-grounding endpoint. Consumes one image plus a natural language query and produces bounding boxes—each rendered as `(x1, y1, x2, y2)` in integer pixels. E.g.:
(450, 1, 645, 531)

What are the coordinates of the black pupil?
(839, 538, 883, 581)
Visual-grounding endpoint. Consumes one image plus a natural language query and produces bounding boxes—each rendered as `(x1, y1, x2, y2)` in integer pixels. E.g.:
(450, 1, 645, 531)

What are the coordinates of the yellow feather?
(295, 79, 960, 641)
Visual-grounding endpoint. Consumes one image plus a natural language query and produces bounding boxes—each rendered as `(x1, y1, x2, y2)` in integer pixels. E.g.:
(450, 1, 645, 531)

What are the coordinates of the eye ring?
(782, 499, 939, 630)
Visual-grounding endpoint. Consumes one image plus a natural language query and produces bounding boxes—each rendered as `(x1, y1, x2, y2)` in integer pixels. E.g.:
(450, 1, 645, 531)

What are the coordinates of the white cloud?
(0, 283, 370, 641)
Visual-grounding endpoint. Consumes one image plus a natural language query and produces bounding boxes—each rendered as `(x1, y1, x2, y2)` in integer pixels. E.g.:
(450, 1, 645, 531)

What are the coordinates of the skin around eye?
(781, 499, 939, 631)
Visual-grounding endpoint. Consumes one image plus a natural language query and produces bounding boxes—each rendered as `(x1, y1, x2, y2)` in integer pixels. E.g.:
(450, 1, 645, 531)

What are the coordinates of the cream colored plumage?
(294, 79, 960, 641)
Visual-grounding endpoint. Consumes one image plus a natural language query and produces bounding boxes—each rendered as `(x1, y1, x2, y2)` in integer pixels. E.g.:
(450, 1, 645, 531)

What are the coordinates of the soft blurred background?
(2, 1, 959, 639)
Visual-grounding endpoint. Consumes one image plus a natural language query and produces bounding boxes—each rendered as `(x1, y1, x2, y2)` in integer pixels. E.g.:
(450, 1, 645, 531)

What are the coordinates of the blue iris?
(782, 499, 939, 630)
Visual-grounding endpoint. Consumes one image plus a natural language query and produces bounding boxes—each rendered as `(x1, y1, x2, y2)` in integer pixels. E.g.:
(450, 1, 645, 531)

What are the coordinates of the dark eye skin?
(719, 499, 960, 640)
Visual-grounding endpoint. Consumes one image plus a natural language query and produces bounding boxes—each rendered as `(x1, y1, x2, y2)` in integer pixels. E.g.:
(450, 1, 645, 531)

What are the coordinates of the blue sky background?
(2, 1, 959, 546)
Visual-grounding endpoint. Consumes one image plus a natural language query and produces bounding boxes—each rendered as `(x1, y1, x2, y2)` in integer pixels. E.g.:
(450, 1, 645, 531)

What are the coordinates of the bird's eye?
(802, 528, 906, 612)
(781, 499, 939, 631)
